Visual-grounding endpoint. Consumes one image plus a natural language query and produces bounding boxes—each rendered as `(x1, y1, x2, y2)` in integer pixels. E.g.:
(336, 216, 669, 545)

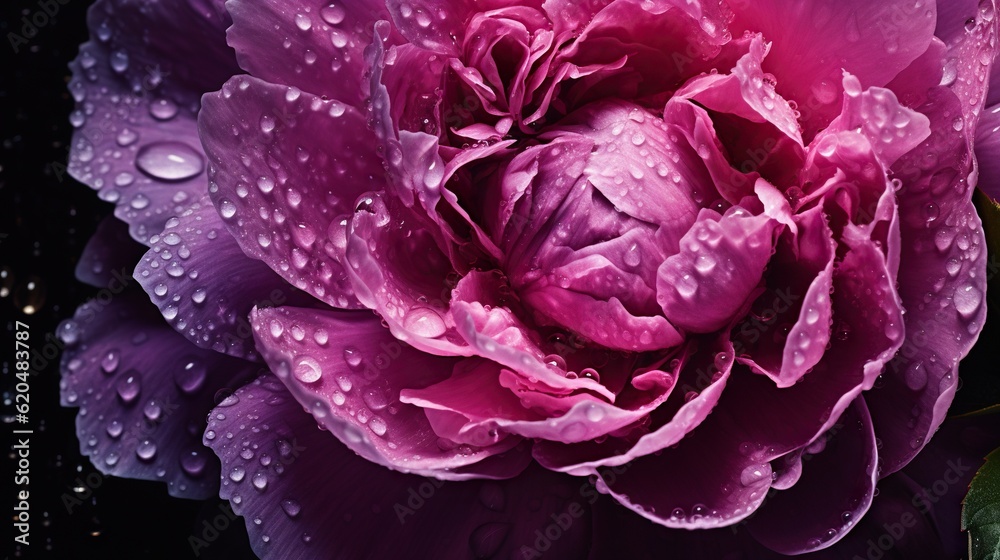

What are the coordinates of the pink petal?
(200, 75, 383, 310)
(250, 305, 527, 479)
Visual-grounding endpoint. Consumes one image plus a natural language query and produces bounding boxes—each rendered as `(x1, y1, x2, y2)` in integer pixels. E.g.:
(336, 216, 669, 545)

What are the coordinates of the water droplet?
(282, 498, 302, 517)
(149, 98, 178, 121)
(116, 373, 141, 403)
(252, 472, 268, 490)
(321, 3, 346, 24)
(136, 439, 157, 461)
(135, 142, 205, 182)
(343, 347, 363, 368)
(740, 464, 768, 486)
(229, 466, 246, 482)
(175, 358, 207, 394)
(181, 450, 207, 476)
(294, 13, 312, 31)
(101, 349, 120, 374)
(954, 282, 983, 319)
(369, 416, 387, 436)
(469, 522, 510, 558)
(403, 306, 447, 338)
(107, 419, 124, 438)
(293, 357, 323, 384)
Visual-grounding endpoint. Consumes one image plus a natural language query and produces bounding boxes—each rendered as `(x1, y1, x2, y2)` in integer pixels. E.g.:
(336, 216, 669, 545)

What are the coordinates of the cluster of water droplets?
(57, 302, 220, 496)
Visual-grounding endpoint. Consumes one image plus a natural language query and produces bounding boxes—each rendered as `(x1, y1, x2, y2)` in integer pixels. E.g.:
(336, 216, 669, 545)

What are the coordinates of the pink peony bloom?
(60, 0, 1000, 557)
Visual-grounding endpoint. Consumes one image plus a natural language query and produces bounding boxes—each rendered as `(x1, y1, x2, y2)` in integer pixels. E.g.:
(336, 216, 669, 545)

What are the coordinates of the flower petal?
(134, 197, 314, 360)
(67, 0, 238, 244)
(746, 398, 879, 554)
(58, 291, 257, 499)
(200, 75, 382, 310)
(656, 206, 781, 333)
(226, 0, 386, 105)
(735, 205, 836, 388)
(250, 305, 528, 478)
(203, 375, 591, 559)
(729, 0, 936, 139)
(870, 86, 988, 476)
(74, 216, 146, 289)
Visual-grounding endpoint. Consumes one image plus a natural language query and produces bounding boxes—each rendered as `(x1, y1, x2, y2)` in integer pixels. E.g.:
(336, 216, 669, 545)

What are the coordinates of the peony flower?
(60, 0, 1000, 557)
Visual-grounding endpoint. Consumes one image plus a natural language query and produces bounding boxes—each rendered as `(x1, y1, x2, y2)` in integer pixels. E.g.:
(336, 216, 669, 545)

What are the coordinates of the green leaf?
(963, 447, 1000, 560)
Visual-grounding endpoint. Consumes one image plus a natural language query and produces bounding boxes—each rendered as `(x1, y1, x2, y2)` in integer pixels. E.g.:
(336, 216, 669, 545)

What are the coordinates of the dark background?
(1, 0, 254, 558)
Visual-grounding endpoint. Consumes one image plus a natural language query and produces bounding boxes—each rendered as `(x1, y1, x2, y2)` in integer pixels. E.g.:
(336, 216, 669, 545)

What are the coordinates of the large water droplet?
(954, 282, 983, 319)
(403, 306, 447, 338)
(136, 439, 157, 461)
(135, 141, 205, 182)
(293, 357, 323, 384)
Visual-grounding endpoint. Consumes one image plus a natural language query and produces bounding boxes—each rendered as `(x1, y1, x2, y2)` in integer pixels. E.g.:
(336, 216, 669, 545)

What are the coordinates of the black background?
(2, 0, 254, 558)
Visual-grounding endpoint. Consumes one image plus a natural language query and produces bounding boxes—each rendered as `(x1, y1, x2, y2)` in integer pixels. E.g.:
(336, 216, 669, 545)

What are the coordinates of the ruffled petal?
(555, 0, 731, 103)
(226, 0, 387, 105)
(747, 398, 878, 554)
(728, 0, 936, 139)
(250, 305, 528, 478)
(134, 197, 314, 360)
(735, 205, 836, 388)
(656, 206, 780, 333)
(450, 271, 617, 401)
(869, 7, 996, 474)
(403, 356, 678, 444)
(532, 334, 731, 472)
(67, 0, 238, 244)
(870, 87, 989, 476)
(58, 291, 257, 499)
(200, 75, 383, 310)
(203, 375, 591, 560)
(824, 75, 931, 168)
(345, 192, 475, 357)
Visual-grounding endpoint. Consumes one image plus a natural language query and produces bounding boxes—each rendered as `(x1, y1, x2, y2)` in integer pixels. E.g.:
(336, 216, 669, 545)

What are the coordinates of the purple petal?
(250, 305, 528, 478)
(656, 206, 780, 333)
(59, 291, 257, 498)
(824, 75, 931, 168)
(532, 334, 732, 472)
(747, 398, 878, 554)
(345, 192, 474, 357)
(403, 355, 678, 444)
(74, 216, 146, 288)
(134, 197, 314, 360)
(67, 0, 238, 243)
(200, 75, 383, 310)
(203, 375, 591, 559)
(870, 86, 989, 476)
(450, 271, 617, 401)
(226, 0, 387, 106)
(736, 205, 836, 388)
